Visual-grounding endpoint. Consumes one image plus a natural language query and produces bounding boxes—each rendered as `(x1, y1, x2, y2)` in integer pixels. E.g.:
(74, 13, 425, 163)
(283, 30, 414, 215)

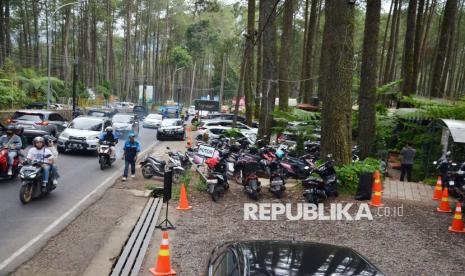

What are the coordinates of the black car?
(206, 240, 383, 275)
(87, 108, 118, 119)
(133, 105, 148, 120)
(156, 119, 185, 141)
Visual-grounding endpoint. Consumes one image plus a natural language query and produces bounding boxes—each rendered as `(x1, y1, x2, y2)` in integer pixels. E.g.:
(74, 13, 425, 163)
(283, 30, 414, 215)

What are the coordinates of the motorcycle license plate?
(271, 180, 283, 185)
(228, 163, 234, 171)
(207, 179, 218, 184)
(449, 181, 455, 186)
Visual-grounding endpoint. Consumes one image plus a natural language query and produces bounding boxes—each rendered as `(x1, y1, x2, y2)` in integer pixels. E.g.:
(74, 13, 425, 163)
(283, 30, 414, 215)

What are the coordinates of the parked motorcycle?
(0, 147, 20, 179)
(238, 157, 262, 200)
(433, 152, 458, 189)
(98, 141, 116, 170)
(19, 156, 56, 204)
(302, 155, 339, 204)
(268, 160, 286, 198)
(140, 153, 185, 181)
(205, 156, 229, 201)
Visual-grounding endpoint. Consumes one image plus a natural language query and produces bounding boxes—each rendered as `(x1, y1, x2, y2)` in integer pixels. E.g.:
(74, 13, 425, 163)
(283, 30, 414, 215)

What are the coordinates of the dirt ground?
(168, 179, 465, 276)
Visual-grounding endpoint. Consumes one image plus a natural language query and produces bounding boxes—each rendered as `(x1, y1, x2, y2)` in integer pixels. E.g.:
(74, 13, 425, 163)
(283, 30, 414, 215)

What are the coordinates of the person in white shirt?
(44, 135, 59, 185)
(27, 137, 54, 188)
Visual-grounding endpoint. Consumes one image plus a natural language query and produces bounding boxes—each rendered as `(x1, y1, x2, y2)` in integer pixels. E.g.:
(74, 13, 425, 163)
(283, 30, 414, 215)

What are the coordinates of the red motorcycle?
(0, 148, 20, 178)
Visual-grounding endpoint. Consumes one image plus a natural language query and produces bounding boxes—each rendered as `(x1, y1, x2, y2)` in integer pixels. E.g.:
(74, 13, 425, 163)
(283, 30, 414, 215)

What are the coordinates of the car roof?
(74, 116, 107, 122)
(16, 109, 54, 114)
(211, 240, 383, 275)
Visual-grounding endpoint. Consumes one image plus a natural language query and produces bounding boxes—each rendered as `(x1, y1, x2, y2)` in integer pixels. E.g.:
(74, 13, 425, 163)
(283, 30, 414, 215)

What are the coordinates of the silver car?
(10, 110, 68, 138)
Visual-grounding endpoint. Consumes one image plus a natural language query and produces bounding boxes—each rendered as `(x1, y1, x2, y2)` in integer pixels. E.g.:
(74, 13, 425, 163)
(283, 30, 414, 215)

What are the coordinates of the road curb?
(0, 141, 159, 275)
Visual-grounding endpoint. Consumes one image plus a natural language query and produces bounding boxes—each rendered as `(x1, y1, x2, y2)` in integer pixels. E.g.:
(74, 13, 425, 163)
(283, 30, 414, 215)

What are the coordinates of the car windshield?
(146, 114, 162, 120)
(162, 120, 181, 127)
(13, 112, 44, 121)
(112, 115, 132, 123)
(69, 118, 103, 131)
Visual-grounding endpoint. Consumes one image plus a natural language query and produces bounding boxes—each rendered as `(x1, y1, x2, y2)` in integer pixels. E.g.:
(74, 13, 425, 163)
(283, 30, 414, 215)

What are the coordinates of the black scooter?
(268, 160, 286, 198)
(302, 156, 339, 204)
(205, 154, 229, 201)
(19, 156, 57, 204)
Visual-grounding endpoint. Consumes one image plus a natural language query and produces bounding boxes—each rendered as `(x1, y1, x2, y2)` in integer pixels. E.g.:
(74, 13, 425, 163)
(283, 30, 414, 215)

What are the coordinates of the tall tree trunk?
(0, 0, 5, 64)
(302, 0, 318, 103)
(32, 0, 41, 68)
(278, 0, 294, 111)
(379, 0, 394, 82)
(258, 0, 278, 142)
(320, 0, 355, 165)
(430, 0, 458, 98)
(402, 0, 418, 96)
(255, 0, 264, 119)
(244, 0, 256, 125)
(412, 0, 425, 93)
(105, 0, 113, 83)
(358, 0, 381, 159)
(299, 0, 310, 101)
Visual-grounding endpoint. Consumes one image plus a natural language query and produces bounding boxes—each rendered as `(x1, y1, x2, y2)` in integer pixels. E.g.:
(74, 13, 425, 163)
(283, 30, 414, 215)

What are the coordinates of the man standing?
(122, 132, 140, 181)
(400, 143, 416, 182)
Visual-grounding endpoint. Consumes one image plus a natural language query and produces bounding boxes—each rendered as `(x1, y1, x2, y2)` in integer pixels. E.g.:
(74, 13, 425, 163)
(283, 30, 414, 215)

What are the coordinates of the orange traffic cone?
(186, 126, 191, 132)
(149, 231, 176, 276)
(436, 187, 452, 213)
(448, 202, 465, 233)
(373, 170, 382, 192)
(368, 190, 384, 207)
(432, 176, 443, 200)
(176, 183, 192, 210)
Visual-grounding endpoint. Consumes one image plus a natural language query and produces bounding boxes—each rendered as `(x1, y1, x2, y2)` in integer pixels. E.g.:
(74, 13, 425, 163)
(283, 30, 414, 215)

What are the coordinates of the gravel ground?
(170, 179, 465, 275)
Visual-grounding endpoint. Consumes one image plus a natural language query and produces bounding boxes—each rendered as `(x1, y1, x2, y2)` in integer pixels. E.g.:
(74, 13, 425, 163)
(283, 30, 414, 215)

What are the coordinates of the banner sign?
(194, 100, 220, 112)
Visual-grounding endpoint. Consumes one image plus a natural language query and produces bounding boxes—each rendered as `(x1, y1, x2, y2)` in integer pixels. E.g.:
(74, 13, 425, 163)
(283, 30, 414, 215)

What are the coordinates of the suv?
(157, 119, 185, 141)
(57, 116, 112, 153)
(10, 110, 68, 138)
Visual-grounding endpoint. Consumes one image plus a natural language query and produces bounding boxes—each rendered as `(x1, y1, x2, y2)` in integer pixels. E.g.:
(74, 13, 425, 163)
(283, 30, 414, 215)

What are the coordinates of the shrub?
(336, 158, 381, 194)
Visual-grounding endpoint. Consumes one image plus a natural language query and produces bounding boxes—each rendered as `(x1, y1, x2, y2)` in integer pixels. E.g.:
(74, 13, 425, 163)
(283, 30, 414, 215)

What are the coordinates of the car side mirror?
(62, 122, 68, 128)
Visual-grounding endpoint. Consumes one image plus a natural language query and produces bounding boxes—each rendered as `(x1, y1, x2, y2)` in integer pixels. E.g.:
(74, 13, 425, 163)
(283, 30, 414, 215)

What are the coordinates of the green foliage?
(225, 128, 241, 138)
(96, 84, 111, 100)
(169, 46, 192, 68)
(336, 158, 381, 194)
(186, 19, 219, 60)
(196, 177, 208, 192)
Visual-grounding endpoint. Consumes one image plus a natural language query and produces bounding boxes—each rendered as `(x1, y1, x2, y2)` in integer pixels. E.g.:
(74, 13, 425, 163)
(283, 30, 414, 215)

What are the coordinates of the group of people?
(98, 126, 141, 181)
(0, 124, 142, 187)
(0, 125, 58, 188)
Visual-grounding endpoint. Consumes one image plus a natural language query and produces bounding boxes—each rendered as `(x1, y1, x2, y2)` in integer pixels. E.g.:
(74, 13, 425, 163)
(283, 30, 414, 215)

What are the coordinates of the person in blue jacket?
(122, 132, 140, 181)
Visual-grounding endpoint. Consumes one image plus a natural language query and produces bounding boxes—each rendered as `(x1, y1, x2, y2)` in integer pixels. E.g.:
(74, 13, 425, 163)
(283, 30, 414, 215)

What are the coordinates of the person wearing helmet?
(99, 126, 118, 160)
(122, 132, 140, 181)
(43, 135, 59, 185)
(27, 137, 54, 188)
(15, 125, 28, 150)
(0, 125, 23, 175)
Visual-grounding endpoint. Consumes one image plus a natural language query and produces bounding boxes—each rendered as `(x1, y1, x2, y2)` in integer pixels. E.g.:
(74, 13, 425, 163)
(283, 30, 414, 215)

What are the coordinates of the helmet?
(43, 135, 56, 144)
(205, 157, 219, 169)
(32, 136, 45, 146)
(105, 126, 113, 132)
(276, 149, 285, 159)
(6, 125, 15, 134)
(128, 132, 136, 138)
(15, 125, 24, 134)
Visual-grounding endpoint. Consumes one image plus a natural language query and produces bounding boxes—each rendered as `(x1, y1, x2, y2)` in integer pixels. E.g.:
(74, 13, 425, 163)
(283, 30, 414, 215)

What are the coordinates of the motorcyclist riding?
(99, 127, 118, 160)
(15, 125, 28, 150)
(27, 136, 54, 189)
(43, 135, 59, 185)
(0, 125, 22, 175)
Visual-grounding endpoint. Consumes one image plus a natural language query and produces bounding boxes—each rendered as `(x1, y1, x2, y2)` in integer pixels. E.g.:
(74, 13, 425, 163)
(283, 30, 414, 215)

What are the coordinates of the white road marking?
(0, 141, 158, 273)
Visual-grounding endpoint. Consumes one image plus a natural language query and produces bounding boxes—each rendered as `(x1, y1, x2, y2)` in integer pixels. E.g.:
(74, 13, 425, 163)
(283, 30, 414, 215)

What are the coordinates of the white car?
(57, 116, 112, 153)
(187, 106, 196, 116)
(201, 126, 256, 144)
(143, 113, 163, 128)
(198, 120, 258, 136)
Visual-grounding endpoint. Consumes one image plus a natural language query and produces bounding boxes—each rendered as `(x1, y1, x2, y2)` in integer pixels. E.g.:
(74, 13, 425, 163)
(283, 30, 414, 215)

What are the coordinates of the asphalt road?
(0, 127, 158, 272)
